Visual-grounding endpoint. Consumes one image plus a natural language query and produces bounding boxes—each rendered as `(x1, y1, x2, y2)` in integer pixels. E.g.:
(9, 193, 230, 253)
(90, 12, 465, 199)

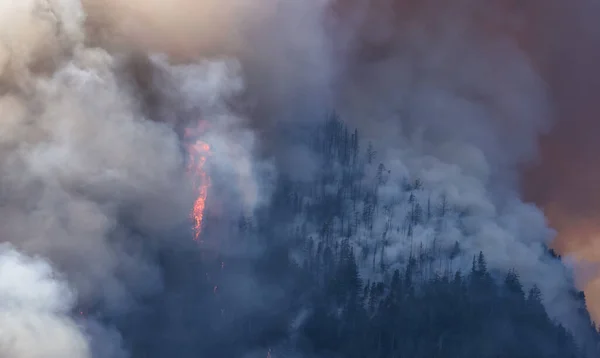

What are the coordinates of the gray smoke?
(522, 0, 600, 321)
(330, 0, 569, 314)
(0, 0, 599, 356)
(0, 0, 265, 356)
(324, 0, 600, 341)
(330, 0, 600, 334)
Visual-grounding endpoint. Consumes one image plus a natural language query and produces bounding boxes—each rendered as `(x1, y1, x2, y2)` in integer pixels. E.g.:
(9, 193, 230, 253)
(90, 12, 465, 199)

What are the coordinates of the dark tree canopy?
(114, 114, 600, 358)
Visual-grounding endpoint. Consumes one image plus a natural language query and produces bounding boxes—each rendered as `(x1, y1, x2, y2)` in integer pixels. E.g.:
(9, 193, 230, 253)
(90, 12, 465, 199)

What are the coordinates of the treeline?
(294, 239, 588, 357)
(121, 114, 600, 358)
(242, 113, 600, 357)
(258, 112, 474, 277)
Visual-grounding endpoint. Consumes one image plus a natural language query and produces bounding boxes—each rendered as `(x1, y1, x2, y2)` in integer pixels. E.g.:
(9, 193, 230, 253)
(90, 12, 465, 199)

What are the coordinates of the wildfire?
(185, 123, 211, 241)
(185, 122, 227, 304)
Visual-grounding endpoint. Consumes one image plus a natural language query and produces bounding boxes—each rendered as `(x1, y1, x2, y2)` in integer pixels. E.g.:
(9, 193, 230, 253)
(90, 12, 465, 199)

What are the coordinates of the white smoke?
(0, 244, 91, 358)
(0, 244, 128, 358)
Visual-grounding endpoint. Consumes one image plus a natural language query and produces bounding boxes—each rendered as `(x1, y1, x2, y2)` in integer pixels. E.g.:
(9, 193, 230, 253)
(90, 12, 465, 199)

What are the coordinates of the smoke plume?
(0, 244, 92, 358)
(0, 0, 263, 356)
(521, 0, 600, 321)
(1, 0, 600, 356)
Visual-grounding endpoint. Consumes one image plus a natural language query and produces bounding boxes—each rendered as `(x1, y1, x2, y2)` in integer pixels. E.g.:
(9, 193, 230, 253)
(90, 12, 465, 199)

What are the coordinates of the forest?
(118, 114, 600, 358)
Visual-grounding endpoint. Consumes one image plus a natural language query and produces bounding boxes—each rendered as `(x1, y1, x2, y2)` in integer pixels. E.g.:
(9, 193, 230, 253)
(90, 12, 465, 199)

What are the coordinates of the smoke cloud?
(0, 244, 92, 358)
(1, 0, 600, 356)
(0, 0, 266, 355)
(517, 0, 600, 321)
(330, 0, 600, 333)
(325, 0, 584, 331)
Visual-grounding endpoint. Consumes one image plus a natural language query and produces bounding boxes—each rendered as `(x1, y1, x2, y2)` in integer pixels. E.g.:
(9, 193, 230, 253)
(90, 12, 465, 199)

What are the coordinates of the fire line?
(185, 123, 211, 241)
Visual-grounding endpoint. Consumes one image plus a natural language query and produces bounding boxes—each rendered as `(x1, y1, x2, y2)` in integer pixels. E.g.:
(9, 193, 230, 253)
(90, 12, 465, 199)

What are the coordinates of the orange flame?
(185, 123, 211, 241)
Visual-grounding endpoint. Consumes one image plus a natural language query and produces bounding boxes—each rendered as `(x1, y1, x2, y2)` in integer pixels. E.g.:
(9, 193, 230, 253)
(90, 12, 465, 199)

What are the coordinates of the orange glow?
(185, 122, 211, 241)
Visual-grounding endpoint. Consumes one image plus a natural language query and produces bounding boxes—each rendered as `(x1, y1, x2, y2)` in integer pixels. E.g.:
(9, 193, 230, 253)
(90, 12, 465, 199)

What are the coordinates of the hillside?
(115, 115, 600, 358)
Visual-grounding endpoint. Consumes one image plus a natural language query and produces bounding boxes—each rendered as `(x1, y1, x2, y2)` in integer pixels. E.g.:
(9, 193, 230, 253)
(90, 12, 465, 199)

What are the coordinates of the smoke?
(1, 0, 599, 356)
(81, 0, 264, 58)
(0, 244, 92, 358)
(521, 0, 600, 321)
(0, 0, 268, 356)
(320, 0, 591, 332)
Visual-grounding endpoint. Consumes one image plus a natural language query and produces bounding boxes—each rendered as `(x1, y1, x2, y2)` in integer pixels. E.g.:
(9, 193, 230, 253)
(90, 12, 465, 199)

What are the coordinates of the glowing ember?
(185, 123, 211, 241)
